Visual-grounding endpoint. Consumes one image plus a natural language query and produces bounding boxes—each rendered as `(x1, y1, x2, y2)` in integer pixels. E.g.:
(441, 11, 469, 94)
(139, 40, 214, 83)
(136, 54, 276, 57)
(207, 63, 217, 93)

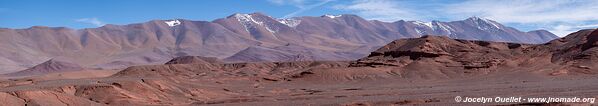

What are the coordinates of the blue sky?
(1, 0, 597, 37)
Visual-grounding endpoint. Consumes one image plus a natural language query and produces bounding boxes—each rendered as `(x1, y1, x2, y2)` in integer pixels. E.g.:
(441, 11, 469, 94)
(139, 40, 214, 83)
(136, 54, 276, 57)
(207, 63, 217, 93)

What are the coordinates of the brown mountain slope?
(0, 13, 557, 74)
(0, 29, 593, 105)
(544, 29, 598, 74)
(3, 59, 84, 77)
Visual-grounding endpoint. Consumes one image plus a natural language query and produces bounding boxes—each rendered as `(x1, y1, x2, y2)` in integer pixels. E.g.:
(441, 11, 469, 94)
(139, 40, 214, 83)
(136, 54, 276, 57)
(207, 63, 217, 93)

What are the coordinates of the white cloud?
(75, 18, 105, 27)
(550, 25, 578, 37)
(267, 0, 334, 18)
(332, 0, 420, 22)
(442, 0, 598, 37)
(549, 24, 598, 37)
(331, 0, 598, 37)
(444, 0, 598, 23)
(578, 24, 598, 28)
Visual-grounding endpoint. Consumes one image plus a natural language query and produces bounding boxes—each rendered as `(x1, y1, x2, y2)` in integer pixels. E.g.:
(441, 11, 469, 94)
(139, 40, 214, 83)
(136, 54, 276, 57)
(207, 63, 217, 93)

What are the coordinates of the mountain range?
(0, 13, 558, 74)
(0, 28, 594, 105)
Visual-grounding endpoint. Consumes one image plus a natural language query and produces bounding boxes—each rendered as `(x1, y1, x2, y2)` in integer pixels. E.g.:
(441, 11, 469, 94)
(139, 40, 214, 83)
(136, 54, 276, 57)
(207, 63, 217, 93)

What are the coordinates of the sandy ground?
(0, 69, 120, 80)
(0, 67, 597, 106)
(1, 29, 597, 105)
(0, 70, 120, 89)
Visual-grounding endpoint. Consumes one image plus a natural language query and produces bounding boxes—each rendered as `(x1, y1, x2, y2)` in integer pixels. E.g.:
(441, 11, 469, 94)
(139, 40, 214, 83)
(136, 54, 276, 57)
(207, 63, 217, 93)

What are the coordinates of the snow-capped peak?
(467, 17, 502, 30)
(408, 20, 455, 35)
(232, 13, 277, 34)
(323, 14, 342, 19)
(233, 13, 263, 25)
(233, 13, 263, 32)
(411, 21, 432, 28)
(165, 20, 181, 27)
(277, 18, 301, 27)
(481, 19, 501, 29)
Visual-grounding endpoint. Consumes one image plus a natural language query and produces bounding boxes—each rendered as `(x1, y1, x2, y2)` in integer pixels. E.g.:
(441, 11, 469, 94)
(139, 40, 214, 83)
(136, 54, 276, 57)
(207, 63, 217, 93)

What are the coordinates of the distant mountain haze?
(0, 13, 558, 74)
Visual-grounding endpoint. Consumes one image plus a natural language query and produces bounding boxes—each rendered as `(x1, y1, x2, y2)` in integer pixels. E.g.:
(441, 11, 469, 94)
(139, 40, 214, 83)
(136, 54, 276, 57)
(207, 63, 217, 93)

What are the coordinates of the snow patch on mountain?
(411, 21, 433, 28)
(234, 13, 262, 32)
(165, 20, 181, 27)
(232, 13, 278, 35)
(277, 18, 301, 27)
(485, 20, 502, 29)
(469, 17, 502, 31)
(323, 14, 342, 19)
(234, 13, 262, 25)
(414, 28, 423, 35)
(432, 21, 454, 34)
(233, 13, 272, 33)
(264, 27, 275, 34)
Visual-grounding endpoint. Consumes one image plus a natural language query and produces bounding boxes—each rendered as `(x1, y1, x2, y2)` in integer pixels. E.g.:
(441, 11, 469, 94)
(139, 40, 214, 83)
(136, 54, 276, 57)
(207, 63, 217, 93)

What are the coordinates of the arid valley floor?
(1, 29, 598, 105)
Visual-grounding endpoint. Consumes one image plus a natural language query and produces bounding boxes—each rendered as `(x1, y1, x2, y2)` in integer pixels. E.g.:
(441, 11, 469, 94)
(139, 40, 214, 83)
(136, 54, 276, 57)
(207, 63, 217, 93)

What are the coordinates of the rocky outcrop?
(164, 56, 222, 65)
